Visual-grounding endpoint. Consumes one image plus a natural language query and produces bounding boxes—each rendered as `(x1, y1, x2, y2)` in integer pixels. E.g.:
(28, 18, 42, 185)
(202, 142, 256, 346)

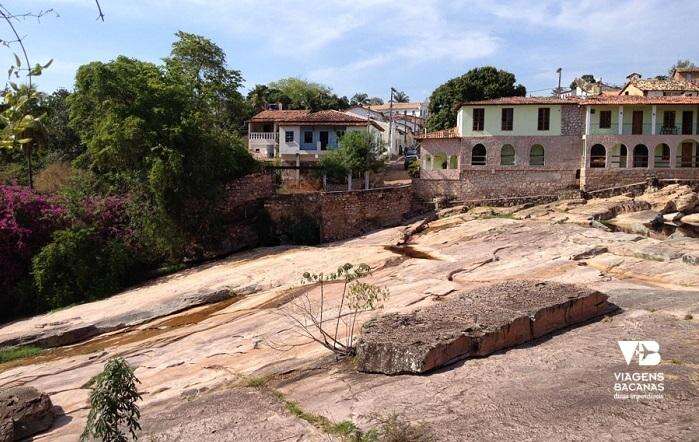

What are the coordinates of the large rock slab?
(355, 281, 616, 374)
(0, 386, 54, 441)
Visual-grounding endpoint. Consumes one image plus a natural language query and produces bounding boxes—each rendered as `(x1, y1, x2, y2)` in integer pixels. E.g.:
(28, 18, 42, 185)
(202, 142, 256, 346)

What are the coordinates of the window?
(663, 111, 676, 129)
(285, 131, 294, 143)
(472, 144, 486, 165)
(303, 131, 313, 144)
(633, 144, 649, 168)
(530, 144, 545, 166)
(599, 111, 612, 129)
(500, 144, 515, 166)
(501, 108, 513, 131)
(537, 108, 550, 131)
(590, 144, 606, 168)
(449, 156, 458, 169)
(472, 108, 485, 131)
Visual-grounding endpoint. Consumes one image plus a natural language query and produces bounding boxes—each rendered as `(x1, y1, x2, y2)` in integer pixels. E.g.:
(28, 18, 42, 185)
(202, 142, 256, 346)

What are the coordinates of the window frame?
(472, 108, 485, 131)
(530, 144, 545, 166)
(285, 130, 295, 143)
(599, 110, 612, 129)
(501, 108, 514, 131)
(537, 108, 550, 131)
(303, 130, 314, 144)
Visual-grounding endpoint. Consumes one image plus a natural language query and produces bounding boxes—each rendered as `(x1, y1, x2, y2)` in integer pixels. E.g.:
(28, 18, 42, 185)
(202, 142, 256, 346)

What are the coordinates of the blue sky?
(6, 0, 698, 101)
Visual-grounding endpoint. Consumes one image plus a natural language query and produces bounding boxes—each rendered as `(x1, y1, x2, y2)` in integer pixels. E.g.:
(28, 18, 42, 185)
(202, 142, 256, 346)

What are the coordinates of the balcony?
(588, 123, 695, 136)
(249, 132, 278, 143)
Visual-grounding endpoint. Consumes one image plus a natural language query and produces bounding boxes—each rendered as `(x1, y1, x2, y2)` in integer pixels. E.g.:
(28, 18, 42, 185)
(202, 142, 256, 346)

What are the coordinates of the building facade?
(248, 110, 384, 163)
(417, 95, 699, 200)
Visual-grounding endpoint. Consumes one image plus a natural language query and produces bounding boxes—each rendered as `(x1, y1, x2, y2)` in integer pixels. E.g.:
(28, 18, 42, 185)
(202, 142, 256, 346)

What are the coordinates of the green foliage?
(31, 228, 135, 310)
(319, 131, 386, 178)
(392, 90, 409, 103)
(82, 357, 142, 442)
(0, 345, 42, 364)
(364, 413, 435, 442)
(41, 89, 84, 160)
(407, 158, 420, 178)
(266, 77, 350, 111)
(426, 66, 526, 131)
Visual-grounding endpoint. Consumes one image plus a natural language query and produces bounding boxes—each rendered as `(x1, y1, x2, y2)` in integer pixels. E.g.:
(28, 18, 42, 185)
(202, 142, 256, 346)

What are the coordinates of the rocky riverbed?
(0, 185, 698, 440)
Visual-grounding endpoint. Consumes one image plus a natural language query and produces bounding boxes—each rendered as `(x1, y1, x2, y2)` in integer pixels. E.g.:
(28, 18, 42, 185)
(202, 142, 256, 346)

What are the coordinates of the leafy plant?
(272, 263, 389, 358)
(82, 357, 142, 442)
(320, 131, 386, 180)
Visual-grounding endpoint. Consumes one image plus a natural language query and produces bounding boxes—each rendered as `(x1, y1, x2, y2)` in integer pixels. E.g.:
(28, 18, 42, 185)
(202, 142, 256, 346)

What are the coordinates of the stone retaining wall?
(264, 185, 416, 242)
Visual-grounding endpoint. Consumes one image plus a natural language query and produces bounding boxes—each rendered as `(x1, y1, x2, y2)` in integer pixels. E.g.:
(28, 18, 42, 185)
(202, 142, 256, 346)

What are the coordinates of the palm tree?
(393, 90, 410, 103)
(350, 93, 370, 106)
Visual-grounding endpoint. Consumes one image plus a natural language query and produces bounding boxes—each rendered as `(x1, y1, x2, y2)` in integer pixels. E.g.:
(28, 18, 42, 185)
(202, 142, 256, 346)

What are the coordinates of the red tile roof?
(581, 95, 699, 105)
(250, 109, 376, 126)
(626, 78, 699, 92)
(458, 96, 580, 106)
(415, 127, 459, 140)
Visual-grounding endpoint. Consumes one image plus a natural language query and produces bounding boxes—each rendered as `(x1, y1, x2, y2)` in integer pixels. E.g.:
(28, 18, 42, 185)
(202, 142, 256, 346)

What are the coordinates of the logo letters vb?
(618, 341, 661, 366)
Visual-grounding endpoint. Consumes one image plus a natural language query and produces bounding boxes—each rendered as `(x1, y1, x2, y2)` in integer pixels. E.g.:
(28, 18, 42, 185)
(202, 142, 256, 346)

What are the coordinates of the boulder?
(608, 210, 663, 235)
(637, 184, 697, 214)
(355, 281, 617, 374)
(0, 387, 54, 441)
(681, 213, 699, 227)
(663, 212, 683, 223)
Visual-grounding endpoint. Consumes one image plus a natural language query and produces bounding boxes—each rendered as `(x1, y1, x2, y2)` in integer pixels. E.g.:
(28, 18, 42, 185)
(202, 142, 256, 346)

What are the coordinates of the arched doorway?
(678, 139, 699, 168)
(611, 144, 627, 168)
(500, 144, 515, 166)
(530, 144, 545, 166)
(590, 144, 606, 168)
(633, 144, 649, 168)
(653, 143, 670, 168)
(433, 153, 448, 169)
(472, 144, 486, 166)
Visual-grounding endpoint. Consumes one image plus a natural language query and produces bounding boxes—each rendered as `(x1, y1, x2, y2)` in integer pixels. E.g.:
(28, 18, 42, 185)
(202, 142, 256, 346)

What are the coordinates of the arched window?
(633, 144, 648, 168)
(449, 155, 458, 169)
(530, 144, 545, 166)
(590, 144, 606, 168)
(654, 144, 670, 168)
(472, 144, 486, 165)
(500, 144, 515, 166)
(433, 153, 448, 170)
(613, 144, 628, 168)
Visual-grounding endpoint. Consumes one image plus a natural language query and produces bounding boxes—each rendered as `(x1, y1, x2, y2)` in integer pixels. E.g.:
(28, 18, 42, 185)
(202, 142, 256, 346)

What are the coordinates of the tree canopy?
(319, 131, 385, 178)
(393, 90, 409, 103)
(425, 66, 526, 132)
(669, 59, 696, 76)
(263, 77, 350, 111)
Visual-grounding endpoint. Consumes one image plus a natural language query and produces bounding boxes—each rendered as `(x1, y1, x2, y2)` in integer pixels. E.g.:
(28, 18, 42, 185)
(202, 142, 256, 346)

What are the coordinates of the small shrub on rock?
(82, 357, 142, 442)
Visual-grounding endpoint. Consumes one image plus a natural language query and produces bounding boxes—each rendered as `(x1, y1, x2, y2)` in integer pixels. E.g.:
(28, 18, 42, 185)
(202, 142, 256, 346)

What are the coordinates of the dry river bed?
(1, 196, 698, 441)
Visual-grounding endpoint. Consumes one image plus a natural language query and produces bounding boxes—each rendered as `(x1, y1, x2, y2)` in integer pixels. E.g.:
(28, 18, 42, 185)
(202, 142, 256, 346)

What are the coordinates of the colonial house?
(619, 73, 699, 97)
(247, 109, 384, 163)
(416, 95, 699, 200)
(368, 101, 429, 118)
(345, 107, 420, 157)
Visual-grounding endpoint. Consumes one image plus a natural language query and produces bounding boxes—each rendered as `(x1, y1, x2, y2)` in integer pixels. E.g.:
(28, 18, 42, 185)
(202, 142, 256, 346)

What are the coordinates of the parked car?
(403, 147, 419, 170)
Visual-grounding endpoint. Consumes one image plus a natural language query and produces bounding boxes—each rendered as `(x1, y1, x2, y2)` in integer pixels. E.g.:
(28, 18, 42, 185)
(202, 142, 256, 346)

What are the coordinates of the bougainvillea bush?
(0, 185, 66, 320)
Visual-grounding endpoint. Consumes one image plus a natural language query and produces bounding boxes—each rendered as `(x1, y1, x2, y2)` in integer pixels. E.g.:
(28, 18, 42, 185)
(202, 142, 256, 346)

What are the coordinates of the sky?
(5, 0, 698, 101)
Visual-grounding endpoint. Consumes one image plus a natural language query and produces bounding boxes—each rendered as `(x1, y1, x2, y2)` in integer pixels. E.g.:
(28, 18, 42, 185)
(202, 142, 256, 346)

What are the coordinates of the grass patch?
(244, 376, 269, 388)
(0, 345, 42, 364)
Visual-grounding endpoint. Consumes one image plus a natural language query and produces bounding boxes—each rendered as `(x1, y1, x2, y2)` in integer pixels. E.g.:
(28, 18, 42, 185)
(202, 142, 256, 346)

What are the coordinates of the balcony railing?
(249, 132, 278, 141)
(589, 123, 695, 136)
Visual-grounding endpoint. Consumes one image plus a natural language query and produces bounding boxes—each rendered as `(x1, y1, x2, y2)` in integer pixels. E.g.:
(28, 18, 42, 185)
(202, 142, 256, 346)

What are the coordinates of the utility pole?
(388, 87, 396, 158)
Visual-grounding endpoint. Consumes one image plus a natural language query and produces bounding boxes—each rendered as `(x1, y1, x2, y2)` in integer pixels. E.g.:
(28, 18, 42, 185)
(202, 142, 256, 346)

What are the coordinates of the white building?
(368, 101, 429, 118)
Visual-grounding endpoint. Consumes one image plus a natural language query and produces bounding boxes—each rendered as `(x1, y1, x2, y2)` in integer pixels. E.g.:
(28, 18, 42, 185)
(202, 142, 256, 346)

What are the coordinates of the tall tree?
(350, 93, 370, 106)
(267, 77, 349, 111)
(165, 31, 249, 132)
(669, 59, 696, 76)
(426, 66, 526, 132)
(393, 90, 410, 103)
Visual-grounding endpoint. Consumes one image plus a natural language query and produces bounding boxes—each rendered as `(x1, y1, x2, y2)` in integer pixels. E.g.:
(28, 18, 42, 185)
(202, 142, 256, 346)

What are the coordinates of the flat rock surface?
(356, 281, 615, 374)
(1, 187, 698, 440)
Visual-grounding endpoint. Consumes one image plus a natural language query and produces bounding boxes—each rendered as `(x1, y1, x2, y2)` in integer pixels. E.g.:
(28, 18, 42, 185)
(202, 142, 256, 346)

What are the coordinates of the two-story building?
(368, 101, 429, 118)
(247, 109, 384, 163)
(416, 95, 699, 200)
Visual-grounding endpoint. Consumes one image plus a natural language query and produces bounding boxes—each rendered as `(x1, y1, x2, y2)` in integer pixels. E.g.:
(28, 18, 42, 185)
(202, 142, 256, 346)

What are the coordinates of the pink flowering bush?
(0, 185, 66, 319)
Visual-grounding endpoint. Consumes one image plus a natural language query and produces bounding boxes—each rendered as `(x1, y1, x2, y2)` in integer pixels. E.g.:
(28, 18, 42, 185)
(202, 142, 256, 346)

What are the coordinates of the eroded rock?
(355, 281, 616, 374)
(0, 386, 54, 441)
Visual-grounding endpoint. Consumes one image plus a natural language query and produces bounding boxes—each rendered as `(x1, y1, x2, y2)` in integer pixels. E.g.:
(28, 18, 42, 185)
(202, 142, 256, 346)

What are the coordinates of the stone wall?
(264, 185, 416, 242)
(583, 168, 699, 191)
(561, 105, 584, 136)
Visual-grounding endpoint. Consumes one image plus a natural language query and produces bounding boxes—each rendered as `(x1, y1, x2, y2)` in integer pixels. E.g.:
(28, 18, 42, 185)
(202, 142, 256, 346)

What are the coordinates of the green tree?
(367, 97, 384, 105)
(350, 93, 370, 106)
(165, 31, 249, 132)
(393, 90, 410, 102)
(669, 59, 695, 76)
(426, 66, 526, 132)
(82, 357, 142, 442)
(570, 74, 596, 90)
(0, 85, 46, 188)
(40, 89, 84, 160)
(267, 77, 349, 111)
(320, 131, 385, 182)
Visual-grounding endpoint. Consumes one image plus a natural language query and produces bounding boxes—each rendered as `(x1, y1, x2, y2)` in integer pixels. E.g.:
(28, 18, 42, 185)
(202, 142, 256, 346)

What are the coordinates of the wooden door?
(682, 111, 694, 135)
(632, 111, 643, 134)
(681, 142, 694, 167)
